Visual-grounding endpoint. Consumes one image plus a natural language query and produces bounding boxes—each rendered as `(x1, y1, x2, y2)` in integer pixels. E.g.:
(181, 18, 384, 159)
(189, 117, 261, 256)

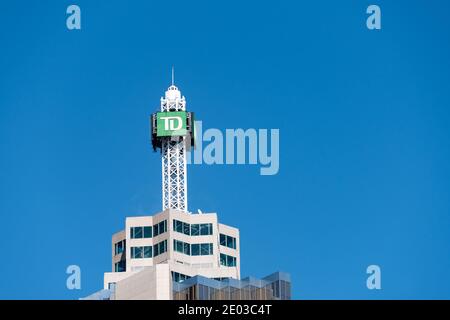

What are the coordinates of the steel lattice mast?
(160, 85, 187, 211)
(151, 76, 195, 213)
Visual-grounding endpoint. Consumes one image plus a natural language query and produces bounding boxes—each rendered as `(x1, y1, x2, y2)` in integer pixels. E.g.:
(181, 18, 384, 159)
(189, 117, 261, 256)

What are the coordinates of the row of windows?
(114, 260, 126, 272)
(220, 253, 237, 267)
(130, 240, 168, 259)
(130, 220, 167, 239)
(172, 271, 191, 283)
(131, 246, 152, 259)
(173, 239, 214, 256)
(173, 220, 213, 236)
(219, 234, 236, 249)
(174, 239, 191, 255)
(130, 226, 152, 239)
(114, 240, 126, 255)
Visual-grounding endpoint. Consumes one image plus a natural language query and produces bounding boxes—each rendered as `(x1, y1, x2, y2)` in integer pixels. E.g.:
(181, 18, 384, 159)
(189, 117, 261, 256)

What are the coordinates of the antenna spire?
(171, 66, 174, 85)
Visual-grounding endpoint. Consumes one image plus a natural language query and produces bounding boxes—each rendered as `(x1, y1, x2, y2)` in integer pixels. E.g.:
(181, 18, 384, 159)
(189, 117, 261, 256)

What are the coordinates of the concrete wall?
(114, 264, 171, 300)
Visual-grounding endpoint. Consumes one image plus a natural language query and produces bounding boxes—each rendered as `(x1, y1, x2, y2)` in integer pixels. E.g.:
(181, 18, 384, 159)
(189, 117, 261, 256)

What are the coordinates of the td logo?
(157, 111, 187, 137)
(160, 116, 183, 131)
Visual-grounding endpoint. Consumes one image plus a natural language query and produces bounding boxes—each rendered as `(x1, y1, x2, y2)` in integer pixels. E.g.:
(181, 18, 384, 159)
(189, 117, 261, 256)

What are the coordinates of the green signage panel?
(156, 111, 187, 137)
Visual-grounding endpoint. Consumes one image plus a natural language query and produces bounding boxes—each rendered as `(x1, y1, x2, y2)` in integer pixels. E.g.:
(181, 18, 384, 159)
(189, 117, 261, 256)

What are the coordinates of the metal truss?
(160, 85, 188, 212)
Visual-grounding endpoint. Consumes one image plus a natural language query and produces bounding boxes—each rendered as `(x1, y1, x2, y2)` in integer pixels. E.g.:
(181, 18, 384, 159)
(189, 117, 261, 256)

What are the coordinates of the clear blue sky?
(1, 0, 450, 299)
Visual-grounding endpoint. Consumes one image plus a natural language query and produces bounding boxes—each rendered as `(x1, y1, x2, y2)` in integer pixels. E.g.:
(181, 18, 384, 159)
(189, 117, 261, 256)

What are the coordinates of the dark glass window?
(174, 240, 183, 253)
(131, 226, 152, 239)
(219, 234, 236, 249)
(227, 255, 236, 267)
(220, 234, 226, 246)
(227, 236, 235, 249)
(153, 242, 159, 256)
(173, 221, 213, 236)
(154, 240, 167, 257)
(131, 246, 142, 259)
(114, 260, 126, 272)
(184, 242, 191, 255)
(183, 222, 190, 235)
(114, 240, 125, 255)
(191, 244, 200, 256)
(200, 243, 209, 255)
(160, 221, 167, 233)
(143, 226, 152, 238)
(154, 220, 167, 237)
(220, 253, 236, 267)
(199, 223, 212, 235)
(143, 246, 152, 258)
(191, 224, 199, 236)
(174, 220, 183, 233)
(172, 272, 191, 283)
(220, 253, 226, 266)
(131, 227, 142, 239)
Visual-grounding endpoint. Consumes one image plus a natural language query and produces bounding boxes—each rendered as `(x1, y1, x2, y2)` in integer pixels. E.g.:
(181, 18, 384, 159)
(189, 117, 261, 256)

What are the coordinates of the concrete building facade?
(102, 209, 240, 294)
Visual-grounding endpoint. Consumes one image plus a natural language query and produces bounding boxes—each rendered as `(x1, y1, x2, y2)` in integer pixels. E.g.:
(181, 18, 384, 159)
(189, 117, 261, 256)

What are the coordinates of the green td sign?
(156, 111, 187, 137)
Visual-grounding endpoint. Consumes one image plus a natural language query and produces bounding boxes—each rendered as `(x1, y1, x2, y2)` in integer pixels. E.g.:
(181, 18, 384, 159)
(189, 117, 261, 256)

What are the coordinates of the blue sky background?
(1, 0, 450, 299)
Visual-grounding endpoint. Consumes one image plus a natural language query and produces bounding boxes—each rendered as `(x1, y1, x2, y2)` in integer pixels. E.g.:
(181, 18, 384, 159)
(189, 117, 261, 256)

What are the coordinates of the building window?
(144, 226, 152, 238)
(144, 246, 152, 258)
(174, 220, 183, 233)
(220, 234, 236, 249)
(172, 271, 191, 283)
(131, 246, 141, 258)
(173, 220, 213, 236)
(174, 239, 191, 255)
(114, 240, 126, 255)
(131, 227, 142, 239)
(201, 243, 213, 255)
(174, 239, 183, 253)
(153, 220, 167, 237)
(191, 224, 199, 236)
(114, 260, 126, 272)
(131, 246, 152, 259)
(173, 219, 190, 235)
(153, 239, 167, 257)
(184, 242, 190, 256)
(191, 243, 213, 256)
(183, 221, 190, 235)
(191, 243, 200, 256)
(220, 253, 237, 267)
(131, 226, 152, 239)
(200, 223, 212, 235)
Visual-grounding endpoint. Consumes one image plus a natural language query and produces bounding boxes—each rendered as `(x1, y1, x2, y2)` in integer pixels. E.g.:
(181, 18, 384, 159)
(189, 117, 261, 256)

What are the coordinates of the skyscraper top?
(165, 84, 181, 100)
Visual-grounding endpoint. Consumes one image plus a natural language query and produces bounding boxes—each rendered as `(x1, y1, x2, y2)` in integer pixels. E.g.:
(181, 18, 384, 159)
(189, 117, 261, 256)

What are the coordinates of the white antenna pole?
(171, 66, 174, 85)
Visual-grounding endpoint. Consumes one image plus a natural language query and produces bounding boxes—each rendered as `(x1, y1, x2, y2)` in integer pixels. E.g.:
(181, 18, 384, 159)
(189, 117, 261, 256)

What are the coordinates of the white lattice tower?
(160, 84, 188, 212)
